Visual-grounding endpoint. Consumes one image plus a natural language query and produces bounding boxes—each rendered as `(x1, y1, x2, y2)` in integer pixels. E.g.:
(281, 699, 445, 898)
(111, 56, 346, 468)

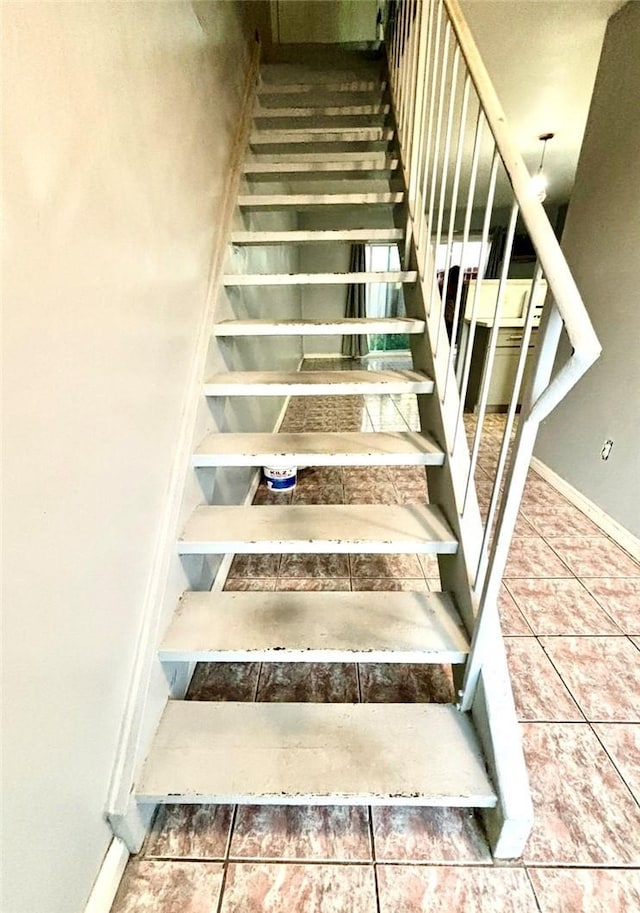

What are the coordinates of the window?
(366, 243, 410, 353)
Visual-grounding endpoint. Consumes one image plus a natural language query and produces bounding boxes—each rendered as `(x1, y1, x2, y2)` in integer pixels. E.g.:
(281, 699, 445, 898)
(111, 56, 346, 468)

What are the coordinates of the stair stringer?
(471, 621, 534, 858)
(401, 239, 533, 859)
(105, 37, 265, 851)
(401, 274, 483, 639)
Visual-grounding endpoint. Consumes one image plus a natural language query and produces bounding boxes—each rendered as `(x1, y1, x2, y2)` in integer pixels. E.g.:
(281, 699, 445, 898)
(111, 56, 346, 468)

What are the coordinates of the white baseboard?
(83, 838, 129, 913)
(530, 456, 640, 561)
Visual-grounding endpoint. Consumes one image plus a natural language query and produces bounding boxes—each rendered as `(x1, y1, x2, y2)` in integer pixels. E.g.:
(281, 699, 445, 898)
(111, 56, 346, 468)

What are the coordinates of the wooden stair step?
(258, 81, 385, 95)
(250, 128, 394, 144)
(178, 503, 457, 555)
(237, 192, 403, 208)
(254, 104, 391, 117)
(137, 701, 496, 807)
(160, 590, 469, 664)
(230, 228, 404, 245)
(213, 318, 423, 336)
(222, 271, 416, 287)
(191, 430, 444, 468)
(203, 368, 433, 397)
(243, 159, 399, 175)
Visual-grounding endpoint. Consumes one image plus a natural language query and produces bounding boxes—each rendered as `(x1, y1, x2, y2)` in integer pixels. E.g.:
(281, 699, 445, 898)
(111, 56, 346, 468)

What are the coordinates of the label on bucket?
(264, 466, 297, 491)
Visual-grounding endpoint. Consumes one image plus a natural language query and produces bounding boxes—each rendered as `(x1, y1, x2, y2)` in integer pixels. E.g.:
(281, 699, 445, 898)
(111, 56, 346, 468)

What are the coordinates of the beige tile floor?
(112, 357, 640, 913)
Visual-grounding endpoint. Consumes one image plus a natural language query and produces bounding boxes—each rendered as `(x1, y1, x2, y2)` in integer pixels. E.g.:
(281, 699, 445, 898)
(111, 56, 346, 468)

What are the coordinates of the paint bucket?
(263, 466, 297, 492)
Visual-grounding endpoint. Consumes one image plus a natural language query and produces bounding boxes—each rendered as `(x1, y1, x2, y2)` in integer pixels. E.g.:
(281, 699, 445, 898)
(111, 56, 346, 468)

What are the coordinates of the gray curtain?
(342, 243, 369, 357)
(485, 226, 506, 279)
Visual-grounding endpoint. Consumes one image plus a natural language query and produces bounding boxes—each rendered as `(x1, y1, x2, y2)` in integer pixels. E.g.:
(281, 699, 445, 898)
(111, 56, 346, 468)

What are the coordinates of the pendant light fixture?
(530, 132, 554, 203)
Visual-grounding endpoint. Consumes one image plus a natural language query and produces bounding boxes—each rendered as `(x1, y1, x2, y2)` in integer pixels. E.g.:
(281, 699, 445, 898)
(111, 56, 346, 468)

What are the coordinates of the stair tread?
(160, 590, 469, 663)
(230, 229, 404, 244)
(237, 192, 404, 206)
(258, 81, 385, 95)
(138, 701, 496, 806)
(250, 130, 393, 145)
(248, 151, 396, 163)
(203, 369, 434, 397)
(243, 160, 399, 174)
(222, 271, 416, 286)
(192, 430, 444, 467)
(251, 125, 393, 136)
(178, 503, 458, 555)
(213, 318, 423, 336)
(255, 104, 391, 117)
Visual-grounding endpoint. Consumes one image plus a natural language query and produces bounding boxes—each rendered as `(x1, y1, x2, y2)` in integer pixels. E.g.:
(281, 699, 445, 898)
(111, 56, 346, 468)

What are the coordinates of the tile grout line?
(523, 865, 545, 913)
(368, 806, 383, 913)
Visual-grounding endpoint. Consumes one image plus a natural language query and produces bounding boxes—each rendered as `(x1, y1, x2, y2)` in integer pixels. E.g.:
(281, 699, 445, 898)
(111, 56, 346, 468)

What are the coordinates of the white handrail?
(443, 0, 602, 410)
(385, 0, 602, 710)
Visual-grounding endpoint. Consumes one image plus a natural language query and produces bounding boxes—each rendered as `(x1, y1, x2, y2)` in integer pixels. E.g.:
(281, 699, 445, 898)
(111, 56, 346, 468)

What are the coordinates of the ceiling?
(459, 1, 626, 203)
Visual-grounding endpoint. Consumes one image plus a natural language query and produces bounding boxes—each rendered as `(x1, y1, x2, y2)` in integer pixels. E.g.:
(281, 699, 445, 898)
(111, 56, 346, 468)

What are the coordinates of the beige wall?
(2, 3, 253, 911)
(273, 0, 378, 44)
(534, 2, 640, 537)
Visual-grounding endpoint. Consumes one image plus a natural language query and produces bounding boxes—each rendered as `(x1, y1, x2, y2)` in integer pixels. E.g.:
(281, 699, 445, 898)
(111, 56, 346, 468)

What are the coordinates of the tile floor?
(111, 357, 640, 912)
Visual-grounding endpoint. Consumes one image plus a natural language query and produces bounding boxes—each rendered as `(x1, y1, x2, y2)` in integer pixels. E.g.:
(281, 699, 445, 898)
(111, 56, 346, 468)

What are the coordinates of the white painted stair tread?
(250, 129, 393, 145)
(178, 504, 457, 555)
(255, 104, 391, 117)
(243, 159, 399, 174)
(160, 590, 469, 663)
(222, 271, 417, 287)
(248, 151, 396, 163)
(230, 228, 404, 244)
(192, 430, 444, 467)
(258, 81, 385, 94)
(213, 318, 423, 336)
(237, 192, 404, 206)
(249, 124, 393, 135)
(138, 701, 496, 806)
(203, 369, 434, 397)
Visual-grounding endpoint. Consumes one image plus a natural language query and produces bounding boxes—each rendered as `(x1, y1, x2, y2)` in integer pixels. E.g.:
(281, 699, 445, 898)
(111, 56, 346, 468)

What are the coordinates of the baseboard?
(83, 838, 129, 913)
(530, 456, 640, 561)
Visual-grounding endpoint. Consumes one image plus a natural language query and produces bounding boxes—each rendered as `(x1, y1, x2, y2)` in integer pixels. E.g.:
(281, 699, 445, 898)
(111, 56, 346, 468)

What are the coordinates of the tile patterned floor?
(111, 357, 640, 913)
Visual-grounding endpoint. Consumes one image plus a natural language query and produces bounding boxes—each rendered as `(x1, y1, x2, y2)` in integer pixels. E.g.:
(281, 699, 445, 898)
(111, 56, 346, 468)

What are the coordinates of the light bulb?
(530, 171, 548, 203)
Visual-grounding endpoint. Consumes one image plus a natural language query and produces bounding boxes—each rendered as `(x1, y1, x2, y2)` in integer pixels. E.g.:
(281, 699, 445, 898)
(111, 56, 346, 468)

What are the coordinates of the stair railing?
(385, 0, 601, 711)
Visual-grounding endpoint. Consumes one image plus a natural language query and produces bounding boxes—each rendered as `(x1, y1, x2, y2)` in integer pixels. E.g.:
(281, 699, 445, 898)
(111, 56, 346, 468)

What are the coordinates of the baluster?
(463, 202, 519, 515)
(452, 140, 497, 451)
(416, 0, 443, 255)
(441, 71, 471, 399)
(431, 40, 460, 356)
(475, 264, 544, 591)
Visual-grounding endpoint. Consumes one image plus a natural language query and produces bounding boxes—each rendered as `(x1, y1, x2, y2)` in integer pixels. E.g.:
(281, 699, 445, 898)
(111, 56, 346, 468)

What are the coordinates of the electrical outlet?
(601, 439, 614, 461)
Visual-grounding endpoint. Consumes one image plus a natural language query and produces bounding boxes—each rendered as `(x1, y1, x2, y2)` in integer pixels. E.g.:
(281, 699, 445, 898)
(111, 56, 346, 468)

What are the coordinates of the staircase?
(117, 0, 601, 862)
(136, 54, 502, 840)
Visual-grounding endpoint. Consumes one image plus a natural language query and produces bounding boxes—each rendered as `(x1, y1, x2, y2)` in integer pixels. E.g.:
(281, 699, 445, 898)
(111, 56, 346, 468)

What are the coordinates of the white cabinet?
(459, 279, 545, 412)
